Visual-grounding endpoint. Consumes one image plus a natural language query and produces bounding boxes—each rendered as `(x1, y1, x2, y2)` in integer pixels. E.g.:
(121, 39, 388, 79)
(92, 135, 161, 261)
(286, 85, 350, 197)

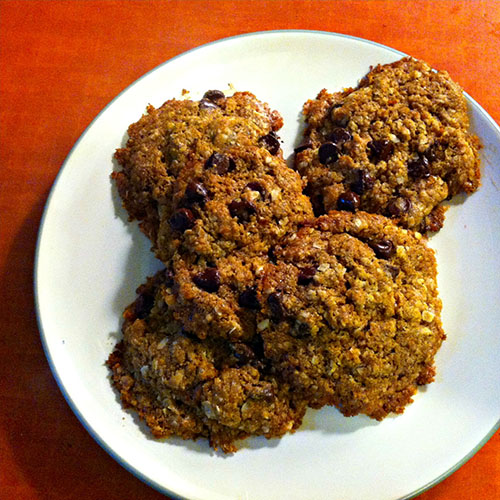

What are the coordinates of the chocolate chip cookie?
(257, 211, 445, 420)
(107, 270, 307, 453)
(113, 91, 284, 246)
(155, 145, 313, 262)
(295, 57, 481, 232)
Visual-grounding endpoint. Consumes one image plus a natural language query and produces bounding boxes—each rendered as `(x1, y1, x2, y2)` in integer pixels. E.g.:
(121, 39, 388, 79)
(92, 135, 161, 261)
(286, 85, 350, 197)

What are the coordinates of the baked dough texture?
(107, 66, 460, 451)
(295, 57, 481, 232)
(112, 91, 288, 258)
(156, 145, 313, 262)
(109, 91, 312, 451)
(258, 211, 445, 419)
(107, 269, 307, 454)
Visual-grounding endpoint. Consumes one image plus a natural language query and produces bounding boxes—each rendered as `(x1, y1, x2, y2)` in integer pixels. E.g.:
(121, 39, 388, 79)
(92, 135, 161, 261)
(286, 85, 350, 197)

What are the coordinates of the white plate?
(35, 31, 500, 500)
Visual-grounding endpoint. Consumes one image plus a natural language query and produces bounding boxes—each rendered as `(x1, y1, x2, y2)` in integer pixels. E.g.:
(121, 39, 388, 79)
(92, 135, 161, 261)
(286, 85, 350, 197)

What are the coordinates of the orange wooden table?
(1, 1, 499, 498)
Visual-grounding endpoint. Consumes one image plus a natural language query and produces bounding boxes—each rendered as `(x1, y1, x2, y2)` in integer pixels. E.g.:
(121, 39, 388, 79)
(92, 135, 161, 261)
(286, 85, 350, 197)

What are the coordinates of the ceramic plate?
(35, 31, 500, 500)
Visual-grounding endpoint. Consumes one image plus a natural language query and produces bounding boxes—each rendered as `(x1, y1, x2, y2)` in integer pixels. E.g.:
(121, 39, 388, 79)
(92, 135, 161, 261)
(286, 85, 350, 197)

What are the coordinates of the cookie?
(113, 91, 283, 245)
(107, 270, 307, 453)
(295, 57, 481, 232)
(155, 145, 313, 262)
(257, 211, 445, 419)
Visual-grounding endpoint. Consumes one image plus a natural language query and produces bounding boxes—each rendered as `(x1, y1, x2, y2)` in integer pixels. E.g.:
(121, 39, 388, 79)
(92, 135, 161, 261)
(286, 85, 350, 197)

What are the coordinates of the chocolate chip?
(203, 90, 225, 103)
(328, 127, 352, 146)
(228, 199, 257, 222)
(169, 208, 195, 232)
(258, 132, 281, 155)
(267, 246, 277, 264)
(297, 266, 317, 285)
(163, 269, 174, 288)
(407, 155, 430, 179)
(304, 185, 325, 216)
(185, 181, 208, 205)
(238, 287, 260, 310)
(337, 191, 360, 212)
(205, 152, 235, 174)
(183, 181, 208, 206)
(291, 320, 311, 338)
(368, 139, 394, 162)
(369, 240, 395, 259)
(387, 197, 412, 217)
(251, 336, 265, 360)
(230, 342, 255, 364)
(245, 181, 267, 200)
(267, 292, 284, 321)
(423, 144, 438, 162)
(193, 268, 221, 293)
(350, 168, 374, 195)
(199, 98, 218, 111)
(383, 263, 400, 279)
(294, 137, 313, 153)
(318, 142, 339, 165)
(134, 293, 154, 320)
(310, 194, 325, 216)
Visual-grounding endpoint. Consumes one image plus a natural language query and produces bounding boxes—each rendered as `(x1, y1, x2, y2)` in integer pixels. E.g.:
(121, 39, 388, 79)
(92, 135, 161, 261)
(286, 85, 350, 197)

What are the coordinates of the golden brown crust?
(295, 57, 481, 232)
(108, 211, 445, 450)
(113, 91, 285, 249)
(108, 71, 456, 451)
(258, 211, 445, 419)
(107, 271, 307, 453)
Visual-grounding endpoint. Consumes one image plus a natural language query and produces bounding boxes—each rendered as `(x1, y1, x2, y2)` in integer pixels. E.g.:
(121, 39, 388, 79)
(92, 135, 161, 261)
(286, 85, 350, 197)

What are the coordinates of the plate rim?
(34, 29, 500, 500)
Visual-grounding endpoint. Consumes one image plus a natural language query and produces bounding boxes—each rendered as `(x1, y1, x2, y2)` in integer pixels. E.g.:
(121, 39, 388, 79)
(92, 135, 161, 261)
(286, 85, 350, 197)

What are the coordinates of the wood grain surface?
(0, 1, 498, 499)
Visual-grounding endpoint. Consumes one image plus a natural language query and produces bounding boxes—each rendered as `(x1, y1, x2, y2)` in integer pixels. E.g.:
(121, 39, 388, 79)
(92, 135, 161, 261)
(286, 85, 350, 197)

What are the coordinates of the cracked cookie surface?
(169, 250, 267, 343)
(113, 91, 284, 250)
(108, 73, 457, 451)
(107, 270, 307, 453)
(258, 211, 445, 419)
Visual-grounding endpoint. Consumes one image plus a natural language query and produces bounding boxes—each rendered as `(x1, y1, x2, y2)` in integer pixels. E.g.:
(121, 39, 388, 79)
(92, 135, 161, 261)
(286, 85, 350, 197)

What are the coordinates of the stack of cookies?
(107, 58, 480, 452)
